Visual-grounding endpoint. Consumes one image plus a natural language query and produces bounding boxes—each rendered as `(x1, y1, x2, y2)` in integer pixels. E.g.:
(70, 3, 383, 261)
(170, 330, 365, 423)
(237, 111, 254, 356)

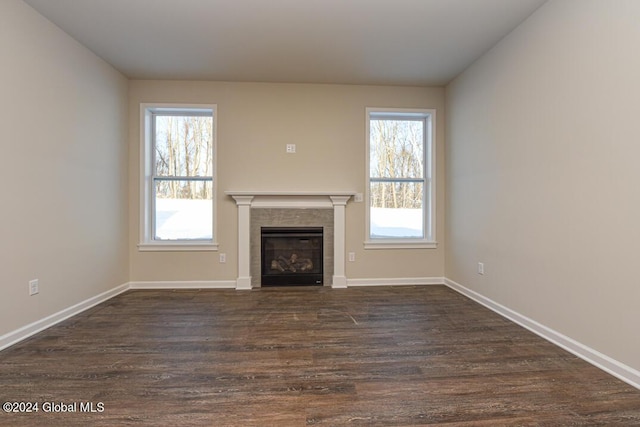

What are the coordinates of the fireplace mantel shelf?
(224, 190, 357, 197)
(225, 191, 357, 209)
(226, 190, 355, 290)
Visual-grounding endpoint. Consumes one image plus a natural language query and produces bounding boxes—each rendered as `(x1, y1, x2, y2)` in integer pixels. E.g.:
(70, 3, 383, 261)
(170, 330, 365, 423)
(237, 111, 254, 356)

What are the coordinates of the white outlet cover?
(29, 279, 39, 295)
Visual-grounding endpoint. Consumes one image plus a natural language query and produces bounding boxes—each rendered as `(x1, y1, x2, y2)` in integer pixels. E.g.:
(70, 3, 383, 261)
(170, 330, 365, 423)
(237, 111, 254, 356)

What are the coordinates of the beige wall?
(446, 0, 640, 371)
(128, 81, 445, 282)
(0, 1, 129, 336)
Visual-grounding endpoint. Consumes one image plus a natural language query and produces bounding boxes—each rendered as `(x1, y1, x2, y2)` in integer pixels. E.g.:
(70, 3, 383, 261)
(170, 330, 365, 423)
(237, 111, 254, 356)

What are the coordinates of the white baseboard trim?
(1, 280, 237, 352)
(129, 280, 236, 290)
(444, 278, 640, 391)
(347, 277, 445, 287)
(0, 283, 130, 352)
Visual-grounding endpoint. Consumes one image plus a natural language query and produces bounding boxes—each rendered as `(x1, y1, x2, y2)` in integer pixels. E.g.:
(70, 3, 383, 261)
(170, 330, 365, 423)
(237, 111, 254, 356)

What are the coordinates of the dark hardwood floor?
(1, 286, 639, 426)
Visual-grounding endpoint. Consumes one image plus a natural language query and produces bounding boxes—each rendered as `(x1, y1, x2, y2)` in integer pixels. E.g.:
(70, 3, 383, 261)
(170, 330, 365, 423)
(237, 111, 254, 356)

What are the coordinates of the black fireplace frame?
(261, 227, 323, 286)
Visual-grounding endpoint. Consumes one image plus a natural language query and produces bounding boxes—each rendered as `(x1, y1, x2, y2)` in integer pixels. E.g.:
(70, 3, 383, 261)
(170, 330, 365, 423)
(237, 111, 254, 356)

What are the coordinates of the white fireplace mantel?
(225, 191, 356, 290)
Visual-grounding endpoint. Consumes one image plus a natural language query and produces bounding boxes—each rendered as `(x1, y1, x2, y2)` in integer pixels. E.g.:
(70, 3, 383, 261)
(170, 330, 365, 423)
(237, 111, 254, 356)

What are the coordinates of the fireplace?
(261, 227, 323, 286)
(226, 191, 354, 289)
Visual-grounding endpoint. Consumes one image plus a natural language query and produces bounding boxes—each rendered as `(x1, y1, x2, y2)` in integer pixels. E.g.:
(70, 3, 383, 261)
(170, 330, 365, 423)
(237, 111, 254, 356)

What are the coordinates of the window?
(365, 108, 436, 249)
(139, 104, 217, 250)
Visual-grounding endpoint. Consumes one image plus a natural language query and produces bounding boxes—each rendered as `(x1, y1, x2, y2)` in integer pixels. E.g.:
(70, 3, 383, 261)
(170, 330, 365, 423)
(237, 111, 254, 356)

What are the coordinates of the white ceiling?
(24, 0, 546, 86)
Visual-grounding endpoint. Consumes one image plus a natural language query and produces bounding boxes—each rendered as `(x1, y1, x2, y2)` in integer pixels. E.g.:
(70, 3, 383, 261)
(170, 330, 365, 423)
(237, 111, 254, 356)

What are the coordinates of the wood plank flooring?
(1, 286, 639, 426)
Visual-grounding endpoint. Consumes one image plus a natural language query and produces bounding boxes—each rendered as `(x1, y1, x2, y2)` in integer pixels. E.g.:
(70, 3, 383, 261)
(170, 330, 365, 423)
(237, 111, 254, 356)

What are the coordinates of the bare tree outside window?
(152, 113, 214, 240)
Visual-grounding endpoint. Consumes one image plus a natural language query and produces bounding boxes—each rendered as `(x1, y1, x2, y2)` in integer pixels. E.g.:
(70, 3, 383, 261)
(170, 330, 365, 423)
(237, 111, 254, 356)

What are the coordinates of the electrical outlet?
(219, 253, 226, 263)
(354, 193, 363, 203)
(29, 279, 39, 296)
(348, 252, 355, 262)
(478, 262, 485, 275)
(286, 144, 296, 153)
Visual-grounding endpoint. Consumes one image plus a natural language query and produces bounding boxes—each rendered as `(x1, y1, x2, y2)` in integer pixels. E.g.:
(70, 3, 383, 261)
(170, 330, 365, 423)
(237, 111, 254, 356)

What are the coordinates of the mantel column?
(231, 195, 254, 290)
(330, 195, 351, 288)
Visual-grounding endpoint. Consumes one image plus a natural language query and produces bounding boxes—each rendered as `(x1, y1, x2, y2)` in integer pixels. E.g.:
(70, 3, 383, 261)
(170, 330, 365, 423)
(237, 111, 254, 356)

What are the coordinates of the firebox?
(261, 227, 323, 286)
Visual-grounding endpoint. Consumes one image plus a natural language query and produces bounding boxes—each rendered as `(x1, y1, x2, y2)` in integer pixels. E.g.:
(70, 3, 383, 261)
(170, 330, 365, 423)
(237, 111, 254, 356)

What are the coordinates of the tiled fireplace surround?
(226, 192, 355, 289)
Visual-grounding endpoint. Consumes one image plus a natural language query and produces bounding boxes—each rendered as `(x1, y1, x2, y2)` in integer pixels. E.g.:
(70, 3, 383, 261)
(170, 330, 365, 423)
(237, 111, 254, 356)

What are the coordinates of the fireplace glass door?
(261, 227, 323, 286)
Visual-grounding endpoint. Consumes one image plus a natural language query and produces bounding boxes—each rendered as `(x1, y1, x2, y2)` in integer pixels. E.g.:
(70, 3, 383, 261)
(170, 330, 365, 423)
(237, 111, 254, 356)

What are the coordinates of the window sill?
(364, 240, 438, 250)
(138, 242, 219, 252)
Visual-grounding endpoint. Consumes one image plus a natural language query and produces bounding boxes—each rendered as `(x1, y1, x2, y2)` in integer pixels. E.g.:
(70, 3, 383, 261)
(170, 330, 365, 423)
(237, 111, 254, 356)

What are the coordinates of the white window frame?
(365, 107, 436, 249)
(138, 103, 218, 251)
